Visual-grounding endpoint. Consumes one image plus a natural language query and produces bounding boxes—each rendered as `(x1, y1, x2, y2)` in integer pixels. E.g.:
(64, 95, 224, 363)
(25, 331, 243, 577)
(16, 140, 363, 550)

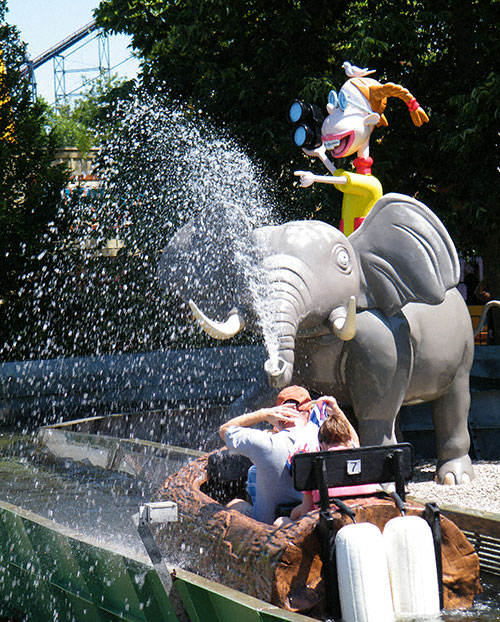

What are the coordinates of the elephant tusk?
(330, 296, 357, 341)
(188, 300, 245, 340)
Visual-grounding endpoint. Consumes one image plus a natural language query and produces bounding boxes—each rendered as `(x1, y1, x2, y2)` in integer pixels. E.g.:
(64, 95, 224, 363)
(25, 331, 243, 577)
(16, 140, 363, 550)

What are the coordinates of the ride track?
(20, 19, 110, 103)
(20, 20, 99, 77)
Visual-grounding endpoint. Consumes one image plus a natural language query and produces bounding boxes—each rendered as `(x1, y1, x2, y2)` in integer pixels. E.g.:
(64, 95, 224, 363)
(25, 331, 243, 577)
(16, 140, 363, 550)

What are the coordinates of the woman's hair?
(318, 413, 352, 446)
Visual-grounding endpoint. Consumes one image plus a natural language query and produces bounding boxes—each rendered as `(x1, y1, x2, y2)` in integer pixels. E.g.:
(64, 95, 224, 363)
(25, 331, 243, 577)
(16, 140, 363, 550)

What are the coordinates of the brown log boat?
(150, 446, 482, 619)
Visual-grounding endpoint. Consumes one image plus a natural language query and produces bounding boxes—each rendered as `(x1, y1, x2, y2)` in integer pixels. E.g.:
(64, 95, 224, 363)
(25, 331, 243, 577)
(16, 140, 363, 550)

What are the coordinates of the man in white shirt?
(219, 386, 313, 524)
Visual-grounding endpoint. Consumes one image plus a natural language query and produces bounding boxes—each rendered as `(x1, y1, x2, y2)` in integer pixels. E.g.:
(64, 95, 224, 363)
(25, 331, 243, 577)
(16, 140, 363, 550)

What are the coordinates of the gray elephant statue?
(161, 193, 474, 485)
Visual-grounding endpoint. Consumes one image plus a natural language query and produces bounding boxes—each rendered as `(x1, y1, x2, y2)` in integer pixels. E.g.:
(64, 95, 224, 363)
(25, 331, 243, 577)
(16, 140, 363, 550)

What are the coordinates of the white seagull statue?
(342, 61, 376, 78)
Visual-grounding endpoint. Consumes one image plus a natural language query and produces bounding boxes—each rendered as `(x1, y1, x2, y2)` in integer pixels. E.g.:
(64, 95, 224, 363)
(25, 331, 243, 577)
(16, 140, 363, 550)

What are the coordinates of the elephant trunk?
(261, 262, 312, 389)
(263, 302, 298, 388)
(264, 356, 293, 388)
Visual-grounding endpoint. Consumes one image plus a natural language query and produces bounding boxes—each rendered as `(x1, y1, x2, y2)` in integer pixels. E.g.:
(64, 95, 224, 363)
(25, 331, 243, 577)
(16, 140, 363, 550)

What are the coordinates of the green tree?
(336, 0, 500, 336)
(95, 0, 350, 220)
(46, 102, 94, 154)
(96, 0, 500, 331)
(0, 1, 69, 328)
(47, 73, 136, 154)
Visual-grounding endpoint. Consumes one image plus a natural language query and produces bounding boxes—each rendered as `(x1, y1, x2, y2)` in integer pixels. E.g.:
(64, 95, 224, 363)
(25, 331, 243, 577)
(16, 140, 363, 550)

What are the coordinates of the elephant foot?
(435, 455, 474, 485)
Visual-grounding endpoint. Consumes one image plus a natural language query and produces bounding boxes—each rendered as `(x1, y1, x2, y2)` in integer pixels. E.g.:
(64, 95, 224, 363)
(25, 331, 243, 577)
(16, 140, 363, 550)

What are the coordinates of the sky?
(6, 0, 140, 104)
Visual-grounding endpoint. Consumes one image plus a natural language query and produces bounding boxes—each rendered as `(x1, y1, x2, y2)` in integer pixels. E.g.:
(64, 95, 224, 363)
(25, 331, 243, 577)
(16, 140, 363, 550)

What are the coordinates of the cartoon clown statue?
(291, 62, 429, 235)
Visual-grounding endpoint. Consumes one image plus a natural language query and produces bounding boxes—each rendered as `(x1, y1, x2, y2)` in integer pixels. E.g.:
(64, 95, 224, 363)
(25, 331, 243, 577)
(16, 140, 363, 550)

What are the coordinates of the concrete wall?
(53, 147, 98, 177)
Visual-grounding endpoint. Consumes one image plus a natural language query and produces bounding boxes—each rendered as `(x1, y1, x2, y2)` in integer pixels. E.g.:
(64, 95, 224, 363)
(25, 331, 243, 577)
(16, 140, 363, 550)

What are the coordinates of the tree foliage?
(0, 1, 69, 310)
(338, 1, 499, 255)
(96, 0, 499, 237)
(46, 74, 136, 154)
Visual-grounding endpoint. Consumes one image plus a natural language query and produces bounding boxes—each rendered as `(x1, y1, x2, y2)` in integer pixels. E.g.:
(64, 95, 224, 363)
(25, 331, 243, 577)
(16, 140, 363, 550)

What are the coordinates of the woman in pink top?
(290, 401, 378, 521)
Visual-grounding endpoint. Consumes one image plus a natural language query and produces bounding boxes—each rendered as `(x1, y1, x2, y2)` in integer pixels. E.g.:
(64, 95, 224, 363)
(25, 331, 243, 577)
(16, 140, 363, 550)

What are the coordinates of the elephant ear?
(350, 193, 460, 316)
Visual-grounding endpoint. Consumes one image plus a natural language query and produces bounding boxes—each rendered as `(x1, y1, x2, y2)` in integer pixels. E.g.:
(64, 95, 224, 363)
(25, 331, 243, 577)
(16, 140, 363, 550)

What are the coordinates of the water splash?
(2, 90, 281, 373)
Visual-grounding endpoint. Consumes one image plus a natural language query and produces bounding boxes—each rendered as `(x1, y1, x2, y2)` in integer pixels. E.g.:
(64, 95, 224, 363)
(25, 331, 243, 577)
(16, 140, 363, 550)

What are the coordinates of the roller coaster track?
(20, 19, 111, 104)
(21, 20, 98, 77)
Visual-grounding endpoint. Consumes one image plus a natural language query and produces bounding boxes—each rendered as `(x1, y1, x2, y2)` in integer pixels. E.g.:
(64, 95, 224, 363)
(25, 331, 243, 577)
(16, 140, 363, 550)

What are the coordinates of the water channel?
(0, 431, 148, 556)
(1, 428, 500, 621)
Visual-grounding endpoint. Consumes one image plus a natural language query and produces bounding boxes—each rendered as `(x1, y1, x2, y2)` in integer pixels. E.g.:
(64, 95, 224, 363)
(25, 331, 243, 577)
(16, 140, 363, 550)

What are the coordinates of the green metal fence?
(0, 500, 313, 622)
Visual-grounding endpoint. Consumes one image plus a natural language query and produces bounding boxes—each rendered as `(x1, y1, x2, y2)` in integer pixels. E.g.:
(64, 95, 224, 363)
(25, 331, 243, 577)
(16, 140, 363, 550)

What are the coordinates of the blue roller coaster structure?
(21, 20, 110, 106)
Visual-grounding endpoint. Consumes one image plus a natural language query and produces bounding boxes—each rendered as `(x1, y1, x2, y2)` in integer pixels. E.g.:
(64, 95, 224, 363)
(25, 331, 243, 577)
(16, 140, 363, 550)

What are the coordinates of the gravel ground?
(407, 461, 500, 514)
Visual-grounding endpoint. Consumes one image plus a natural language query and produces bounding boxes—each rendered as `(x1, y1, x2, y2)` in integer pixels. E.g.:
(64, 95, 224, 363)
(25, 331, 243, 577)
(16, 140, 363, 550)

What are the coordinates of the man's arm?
(219, 406, 301, 442)
(219, 409, 270, 442)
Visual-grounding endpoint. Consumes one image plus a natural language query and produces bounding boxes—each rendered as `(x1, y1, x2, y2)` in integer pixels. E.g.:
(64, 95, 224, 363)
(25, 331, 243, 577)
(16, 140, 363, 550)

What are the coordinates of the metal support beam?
(98, 32, 110, 77)
(24, 60, 37, 101)
(22, 20, 111, 105)
(135, 502, 179, 596)
(53, 55, 66, 107)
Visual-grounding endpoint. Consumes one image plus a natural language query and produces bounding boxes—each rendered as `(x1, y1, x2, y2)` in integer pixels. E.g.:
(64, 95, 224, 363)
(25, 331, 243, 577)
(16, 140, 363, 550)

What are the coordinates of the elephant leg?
(431, 369, 473, 485)
(346, 311, 412, 448)
(357, 418, 397, 445)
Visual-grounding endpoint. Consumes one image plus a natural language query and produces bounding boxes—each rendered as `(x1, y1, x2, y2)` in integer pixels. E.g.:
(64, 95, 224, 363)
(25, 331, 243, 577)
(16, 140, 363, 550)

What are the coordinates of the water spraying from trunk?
(1, 90, 282, 368)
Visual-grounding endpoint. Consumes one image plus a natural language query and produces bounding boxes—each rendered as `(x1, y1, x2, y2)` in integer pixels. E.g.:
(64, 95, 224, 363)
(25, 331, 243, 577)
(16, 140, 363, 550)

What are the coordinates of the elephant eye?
(334, 247, 351, 272)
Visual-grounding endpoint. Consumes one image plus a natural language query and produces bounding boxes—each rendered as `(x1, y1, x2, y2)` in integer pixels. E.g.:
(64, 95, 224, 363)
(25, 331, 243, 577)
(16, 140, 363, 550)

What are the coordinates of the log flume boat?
(150, 447, 482, 619)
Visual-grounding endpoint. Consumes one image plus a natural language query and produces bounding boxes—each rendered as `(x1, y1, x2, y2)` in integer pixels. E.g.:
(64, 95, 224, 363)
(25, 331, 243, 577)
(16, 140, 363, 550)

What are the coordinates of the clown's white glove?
(294, 170, 347, 187)
(294, 170, 316, 187)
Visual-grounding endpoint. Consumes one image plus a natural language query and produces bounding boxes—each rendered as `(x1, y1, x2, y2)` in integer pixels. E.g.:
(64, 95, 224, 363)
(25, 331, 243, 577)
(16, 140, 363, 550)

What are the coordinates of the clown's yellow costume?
(334, 164, 383, 236)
